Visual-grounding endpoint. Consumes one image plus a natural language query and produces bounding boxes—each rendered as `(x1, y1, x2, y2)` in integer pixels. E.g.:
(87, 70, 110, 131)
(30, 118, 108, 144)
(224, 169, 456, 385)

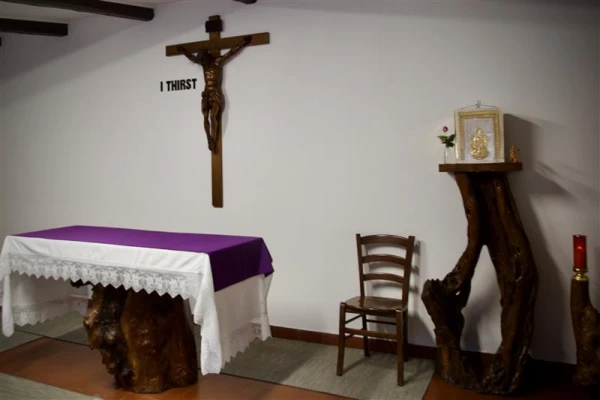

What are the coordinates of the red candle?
(573, 235, 587, 268)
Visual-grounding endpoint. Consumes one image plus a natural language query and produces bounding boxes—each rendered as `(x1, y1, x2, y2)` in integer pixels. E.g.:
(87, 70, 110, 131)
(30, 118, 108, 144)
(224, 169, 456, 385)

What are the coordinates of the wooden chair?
(336, 233, 415, 386)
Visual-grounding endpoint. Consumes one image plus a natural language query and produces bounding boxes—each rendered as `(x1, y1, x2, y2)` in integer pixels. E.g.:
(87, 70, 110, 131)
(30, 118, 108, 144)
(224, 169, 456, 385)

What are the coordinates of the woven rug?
(0, 329, 41, 352)
(222, 337, 434, 400)
(13, 312, 89, 344)
(0, 373, 102, 400)
(9, 313, 434, 400)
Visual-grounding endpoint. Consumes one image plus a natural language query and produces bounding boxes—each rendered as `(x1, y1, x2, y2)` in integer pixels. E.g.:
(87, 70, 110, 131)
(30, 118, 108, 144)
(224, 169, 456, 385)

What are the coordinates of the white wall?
(0, 0, 598, 364)
(0, 69, 3, 242)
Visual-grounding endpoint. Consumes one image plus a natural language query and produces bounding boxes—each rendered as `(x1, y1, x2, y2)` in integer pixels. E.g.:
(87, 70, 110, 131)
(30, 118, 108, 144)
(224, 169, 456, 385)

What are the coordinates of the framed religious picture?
(454, 102, 505, 163)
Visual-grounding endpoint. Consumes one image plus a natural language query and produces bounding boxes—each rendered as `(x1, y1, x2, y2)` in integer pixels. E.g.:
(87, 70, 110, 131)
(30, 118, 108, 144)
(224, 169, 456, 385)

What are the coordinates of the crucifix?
(166, 15, 270, 208)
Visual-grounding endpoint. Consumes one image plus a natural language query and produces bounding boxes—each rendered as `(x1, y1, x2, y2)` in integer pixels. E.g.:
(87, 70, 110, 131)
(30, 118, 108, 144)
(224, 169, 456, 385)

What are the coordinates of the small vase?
(444, 146, 456, 163)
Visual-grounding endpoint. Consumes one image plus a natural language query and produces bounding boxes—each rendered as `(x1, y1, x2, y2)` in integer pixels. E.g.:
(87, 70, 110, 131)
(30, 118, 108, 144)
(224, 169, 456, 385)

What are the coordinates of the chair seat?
(344, 296, 406, 314)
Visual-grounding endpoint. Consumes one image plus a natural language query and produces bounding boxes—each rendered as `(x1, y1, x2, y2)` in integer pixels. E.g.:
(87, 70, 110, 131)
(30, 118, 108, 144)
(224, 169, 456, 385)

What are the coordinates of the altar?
(0, 225, 274, 393)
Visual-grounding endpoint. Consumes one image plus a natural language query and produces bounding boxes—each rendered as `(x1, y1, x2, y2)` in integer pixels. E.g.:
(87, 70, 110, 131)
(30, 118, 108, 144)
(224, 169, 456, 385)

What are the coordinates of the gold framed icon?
(454, 103, 504, 163)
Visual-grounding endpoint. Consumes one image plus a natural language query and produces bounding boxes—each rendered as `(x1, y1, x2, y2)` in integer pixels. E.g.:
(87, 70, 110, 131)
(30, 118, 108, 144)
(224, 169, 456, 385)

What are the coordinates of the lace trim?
(222, 321, 271, 366)
(0, 253, 201, 299)
(12, 296, 88, 327)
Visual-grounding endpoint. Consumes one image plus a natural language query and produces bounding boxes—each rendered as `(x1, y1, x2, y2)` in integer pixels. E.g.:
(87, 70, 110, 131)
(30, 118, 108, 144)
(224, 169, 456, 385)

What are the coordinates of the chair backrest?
(355, 233, 416, 306)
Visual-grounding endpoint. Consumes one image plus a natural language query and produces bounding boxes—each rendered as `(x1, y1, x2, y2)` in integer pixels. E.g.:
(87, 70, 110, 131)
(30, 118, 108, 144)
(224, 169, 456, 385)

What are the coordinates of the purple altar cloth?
(15, 225, 274, 292)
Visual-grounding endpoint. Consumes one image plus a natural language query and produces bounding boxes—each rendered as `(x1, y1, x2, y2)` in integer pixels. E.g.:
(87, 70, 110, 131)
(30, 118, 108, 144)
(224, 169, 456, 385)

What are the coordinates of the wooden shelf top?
(439, 162, 523, 173)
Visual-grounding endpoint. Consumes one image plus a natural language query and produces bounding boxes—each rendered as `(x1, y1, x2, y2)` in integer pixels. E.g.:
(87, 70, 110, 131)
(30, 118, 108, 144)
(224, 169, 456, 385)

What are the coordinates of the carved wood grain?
(571, 279, 600, 389)
(422, 170, 538, 395)
(83, 285, 198, 393)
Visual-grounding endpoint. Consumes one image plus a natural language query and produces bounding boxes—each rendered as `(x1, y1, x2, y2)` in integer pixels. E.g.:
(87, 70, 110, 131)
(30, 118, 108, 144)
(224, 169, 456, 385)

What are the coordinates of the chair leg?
(403, 311, 408, 361)
(336, 303, 346, 376)
(396, 310, 404, 386)
(361, 314, 370, 357)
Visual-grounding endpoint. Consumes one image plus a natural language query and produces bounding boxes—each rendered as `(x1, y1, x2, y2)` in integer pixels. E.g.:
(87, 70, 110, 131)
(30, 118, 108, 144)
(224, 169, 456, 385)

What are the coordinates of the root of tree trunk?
(422, 172, 538, 395)
(82, 285, 198, 393)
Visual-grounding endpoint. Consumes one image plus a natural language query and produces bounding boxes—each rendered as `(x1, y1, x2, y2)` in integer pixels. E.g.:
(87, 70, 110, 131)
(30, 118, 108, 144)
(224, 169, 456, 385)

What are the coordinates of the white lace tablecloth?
(0, 235, 272, 374)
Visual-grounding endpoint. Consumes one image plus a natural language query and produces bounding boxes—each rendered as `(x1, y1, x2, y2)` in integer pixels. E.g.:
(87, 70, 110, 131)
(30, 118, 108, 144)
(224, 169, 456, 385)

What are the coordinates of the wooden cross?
(166, 15, 269, 208)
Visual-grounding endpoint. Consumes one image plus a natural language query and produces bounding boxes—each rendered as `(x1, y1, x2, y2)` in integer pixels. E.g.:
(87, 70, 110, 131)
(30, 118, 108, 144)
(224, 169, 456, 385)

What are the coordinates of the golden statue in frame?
(469, 128, 489, 160)
(454, 101, 505, 163)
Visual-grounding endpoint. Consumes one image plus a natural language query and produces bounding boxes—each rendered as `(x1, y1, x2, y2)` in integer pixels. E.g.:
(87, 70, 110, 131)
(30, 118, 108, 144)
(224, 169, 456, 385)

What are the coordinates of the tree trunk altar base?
(423, 164, 538, 395)
(571, 267, 600, 389)
(82, 284, 198, 393)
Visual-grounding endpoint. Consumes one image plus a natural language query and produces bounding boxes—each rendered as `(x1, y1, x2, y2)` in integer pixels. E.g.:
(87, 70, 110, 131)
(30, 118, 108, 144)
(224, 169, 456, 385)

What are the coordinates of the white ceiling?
(0, 0, 180, 23)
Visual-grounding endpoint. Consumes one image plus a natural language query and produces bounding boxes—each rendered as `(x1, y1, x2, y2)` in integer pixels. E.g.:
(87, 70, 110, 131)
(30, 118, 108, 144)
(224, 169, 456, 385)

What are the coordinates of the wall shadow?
(409, 239, 437, 348)
(504, 114, 578, 362)
(0, 0, 246, 107)
(460, 251, 500, 354)
(259, 0, 598, 27)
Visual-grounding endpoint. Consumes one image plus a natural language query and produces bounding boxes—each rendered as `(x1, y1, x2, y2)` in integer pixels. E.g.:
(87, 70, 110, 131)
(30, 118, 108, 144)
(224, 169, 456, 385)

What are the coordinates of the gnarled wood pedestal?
(571, 275, 600, 388)
(82, 285, 198, 393)
(422, 163, 538, 395)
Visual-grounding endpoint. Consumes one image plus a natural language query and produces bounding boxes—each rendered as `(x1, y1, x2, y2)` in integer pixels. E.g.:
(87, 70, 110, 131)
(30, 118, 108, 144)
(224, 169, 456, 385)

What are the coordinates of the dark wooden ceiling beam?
(2, 0, 154, 21)
(0, 17, 68, 36)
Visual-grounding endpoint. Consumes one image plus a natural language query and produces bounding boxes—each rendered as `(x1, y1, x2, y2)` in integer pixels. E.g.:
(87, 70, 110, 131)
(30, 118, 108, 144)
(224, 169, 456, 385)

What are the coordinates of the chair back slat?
(359, 234, 412, 247)
(363, 273, 404, 285)
(362, 254, 408, 267)
(355, 233, 416, 305)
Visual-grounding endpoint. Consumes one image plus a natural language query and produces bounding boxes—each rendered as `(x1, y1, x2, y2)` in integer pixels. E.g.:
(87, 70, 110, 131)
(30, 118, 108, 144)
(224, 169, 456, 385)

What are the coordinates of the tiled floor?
(0, 336, 597, 400)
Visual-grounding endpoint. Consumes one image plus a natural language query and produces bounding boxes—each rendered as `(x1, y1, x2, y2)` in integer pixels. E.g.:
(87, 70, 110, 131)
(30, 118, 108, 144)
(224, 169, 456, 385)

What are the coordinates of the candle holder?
(572, 266, 589, 282)
(570, 234, 600, 389)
